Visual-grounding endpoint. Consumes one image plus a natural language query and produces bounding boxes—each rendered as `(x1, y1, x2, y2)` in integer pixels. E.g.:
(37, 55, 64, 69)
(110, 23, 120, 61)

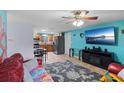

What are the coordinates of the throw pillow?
(118, 68, 124, 80)
(29, 66, 46, 82)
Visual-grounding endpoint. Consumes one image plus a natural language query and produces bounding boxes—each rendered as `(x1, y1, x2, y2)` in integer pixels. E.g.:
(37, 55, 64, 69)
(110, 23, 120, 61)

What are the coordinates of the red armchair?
(0, 53, 24, 82)
(100, 62, 124, 82)
(108, 63, 124, 74)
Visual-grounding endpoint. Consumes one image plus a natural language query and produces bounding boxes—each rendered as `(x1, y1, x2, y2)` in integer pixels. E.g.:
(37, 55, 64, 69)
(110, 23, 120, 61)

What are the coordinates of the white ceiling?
(7, 10, 124, 33)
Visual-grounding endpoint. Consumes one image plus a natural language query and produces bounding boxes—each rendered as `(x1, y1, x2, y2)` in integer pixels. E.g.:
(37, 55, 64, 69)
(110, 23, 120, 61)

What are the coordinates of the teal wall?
(65, 20, 124, 64)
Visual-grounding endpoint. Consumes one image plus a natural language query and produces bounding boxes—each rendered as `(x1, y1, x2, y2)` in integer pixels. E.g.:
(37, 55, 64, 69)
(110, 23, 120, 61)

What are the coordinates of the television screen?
(85, 27, 115, 45)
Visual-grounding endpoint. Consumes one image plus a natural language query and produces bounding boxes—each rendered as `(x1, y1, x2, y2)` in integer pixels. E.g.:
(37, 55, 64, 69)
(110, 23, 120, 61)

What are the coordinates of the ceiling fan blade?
(80, 10, 89, 16)
(82, 16, 98, 20)
(62, 16, 75, 19)
(65, 20, 75, 24)
(65, 22, 71, 24)
(85, 10, 89, 15)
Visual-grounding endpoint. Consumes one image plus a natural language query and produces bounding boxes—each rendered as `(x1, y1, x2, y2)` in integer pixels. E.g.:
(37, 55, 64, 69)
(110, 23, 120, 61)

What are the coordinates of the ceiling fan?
(62, 10, 98, 26)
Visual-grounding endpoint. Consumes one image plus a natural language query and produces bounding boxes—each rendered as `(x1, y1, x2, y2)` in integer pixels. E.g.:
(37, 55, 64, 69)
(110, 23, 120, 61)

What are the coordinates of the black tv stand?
(82, 47, 114, 69)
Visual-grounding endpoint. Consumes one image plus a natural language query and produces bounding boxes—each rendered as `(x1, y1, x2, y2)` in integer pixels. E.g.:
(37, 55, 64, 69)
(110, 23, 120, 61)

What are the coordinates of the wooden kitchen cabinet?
(48, 35, 53, 42)
(40, 43, 54, 52)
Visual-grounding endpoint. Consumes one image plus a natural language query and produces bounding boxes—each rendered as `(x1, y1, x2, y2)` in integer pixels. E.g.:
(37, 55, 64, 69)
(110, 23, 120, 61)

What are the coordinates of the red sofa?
(0, 53, 24, 82)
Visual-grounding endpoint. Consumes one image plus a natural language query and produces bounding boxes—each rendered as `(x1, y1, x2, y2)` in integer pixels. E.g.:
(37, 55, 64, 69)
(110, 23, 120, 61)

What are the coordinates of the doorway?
(65, 32, 71, 55)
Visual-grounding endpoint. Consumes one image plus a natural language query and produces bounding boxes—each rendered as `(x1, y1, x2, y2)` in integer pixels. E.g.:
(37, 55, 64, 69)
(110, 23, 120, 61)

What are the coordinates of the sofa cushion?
(23, 64, 33, 82)
(23, 58, 38, 72)
(0, 53, 24, 82)
(23, 58, 38, 82)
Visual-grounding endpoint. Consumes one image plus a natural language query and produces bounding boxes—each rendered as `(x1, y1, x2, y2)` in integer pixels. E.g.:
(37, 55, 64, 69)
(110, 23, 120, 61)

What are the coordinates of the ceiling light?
(73, 20, 84, 27)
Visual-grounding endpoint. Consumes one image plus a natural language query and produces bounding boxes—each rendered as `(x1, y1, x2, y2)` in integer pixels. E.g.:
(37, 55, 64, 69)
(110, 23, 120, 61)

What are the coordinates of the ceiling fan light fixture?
(73, 20, 84, 27)
(77, 20, 84, 27)
(73, 21, 78, 26)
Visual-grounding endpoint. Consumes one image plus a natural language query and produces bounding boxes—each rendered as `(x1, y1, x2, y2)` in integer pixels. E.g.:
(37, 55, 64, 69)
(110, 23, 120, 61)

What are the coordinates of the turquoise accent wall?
(65, 20, 124, 64)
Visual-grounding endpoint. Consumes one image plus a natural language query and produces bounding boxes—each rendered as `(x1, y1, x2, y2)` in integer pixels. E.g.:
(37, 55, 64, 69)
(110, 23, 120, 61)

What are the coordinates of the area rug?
(45, 60, 102, 82)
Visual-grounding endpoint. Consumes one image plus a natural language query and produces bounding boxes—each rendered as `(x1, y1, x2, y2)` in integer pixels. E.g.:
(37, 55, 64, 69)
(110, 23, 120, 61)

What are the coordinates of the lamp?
(73, 20, 84, 27)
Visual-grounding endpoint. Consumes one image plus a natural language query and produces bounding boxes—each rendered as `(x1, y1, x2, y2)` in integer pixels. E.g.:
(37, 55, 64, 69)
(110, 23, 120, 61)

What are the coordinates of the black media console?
(82, 47, 114, 69)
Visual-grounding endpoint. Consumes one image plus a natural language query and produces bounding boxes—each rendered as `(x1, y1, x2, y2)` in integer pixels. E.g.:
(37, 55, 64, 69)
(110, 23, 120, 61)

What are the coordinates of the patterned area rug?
(45, 60, 102, 82)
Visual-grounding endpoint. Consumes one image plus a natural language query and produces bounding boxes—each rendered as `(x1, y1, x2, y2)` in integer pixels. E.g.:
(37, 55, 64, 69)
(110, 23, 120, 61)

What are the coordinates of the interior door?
(65, 32, 71, 55)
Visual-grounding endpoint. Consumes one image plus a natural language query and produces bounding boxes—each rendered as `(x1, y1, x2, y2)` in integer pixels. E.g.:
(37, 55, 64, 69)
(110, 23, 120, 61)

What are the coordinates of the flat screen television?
(85, 27, 115, 45)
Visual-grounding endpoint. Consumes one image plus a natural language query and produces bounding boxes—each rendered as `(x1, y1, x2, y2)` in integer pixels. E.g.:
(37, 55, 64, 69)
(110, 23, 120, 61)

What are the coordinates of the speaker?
(104, 49, 108, 52)
(85, 46, 87, 50)
(93, 46, 95, 49)
(98, 46, 101, 51)
(121, 30, 124, 34)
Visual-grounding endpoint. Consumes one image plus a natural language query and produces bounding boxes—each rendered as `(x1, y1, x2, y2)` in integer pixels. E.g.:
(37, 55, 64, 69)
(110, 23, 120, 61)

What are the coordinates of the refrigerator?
(53, 36, 64, 54)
